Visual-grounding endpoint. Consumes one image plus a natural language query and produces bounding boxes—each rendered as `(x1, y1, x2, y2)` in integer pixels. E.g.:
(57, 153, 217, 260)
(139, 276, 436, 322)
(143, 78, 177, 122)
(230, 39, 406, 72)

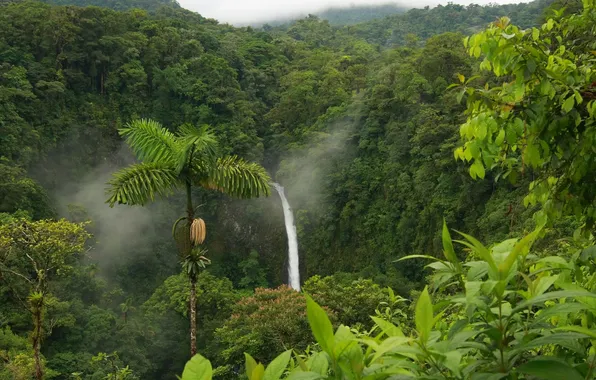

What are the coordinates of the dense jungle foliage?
(2, 0, 596, 378)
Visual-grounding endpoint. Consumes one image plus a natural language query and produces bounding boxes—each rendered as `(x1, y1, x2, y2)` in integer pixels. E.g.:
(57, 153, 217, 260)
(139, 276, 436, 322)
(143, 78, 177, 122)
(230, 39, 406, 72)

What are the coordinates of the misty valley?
(1, 0, 596, 379)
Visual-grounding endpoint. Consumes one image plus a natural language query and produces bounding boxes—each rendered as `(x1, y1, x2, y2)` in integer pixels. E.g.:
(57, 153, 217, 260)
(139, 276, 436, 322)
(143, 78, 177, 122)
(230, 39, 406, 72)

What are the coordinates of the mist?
(54, 146, 171, 269)
(178, 0, 535, 25)
(275, 99, 364, 212)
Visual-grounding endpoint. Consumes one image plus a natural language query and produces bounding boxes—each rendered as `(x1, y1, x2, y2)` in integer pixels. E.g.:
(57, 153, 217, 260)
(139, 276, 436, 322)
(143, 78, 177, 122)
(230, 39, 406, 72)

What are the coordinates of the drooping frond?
(176, 124, 218, 173)
(106, 162, 181, 207)
(178, 124, 218, 157)
(119, 119, 181, 165)
(197, 156, 271, 199)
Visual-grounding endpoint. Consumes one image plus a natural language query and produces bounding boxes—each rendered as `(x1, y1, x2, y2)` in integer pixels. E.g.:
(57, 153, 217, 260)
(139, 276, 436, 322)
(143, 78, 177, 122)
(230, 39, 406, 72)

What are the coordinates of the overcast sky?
(176, 0, 534, 24)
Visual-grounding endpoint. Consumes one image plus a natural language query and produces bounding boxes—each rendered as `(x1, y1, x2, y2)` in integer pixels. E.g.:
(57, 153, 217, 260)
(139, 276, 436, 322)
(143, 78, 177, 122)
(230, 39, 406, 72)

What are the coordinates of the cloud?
(177, 0, 534, 24)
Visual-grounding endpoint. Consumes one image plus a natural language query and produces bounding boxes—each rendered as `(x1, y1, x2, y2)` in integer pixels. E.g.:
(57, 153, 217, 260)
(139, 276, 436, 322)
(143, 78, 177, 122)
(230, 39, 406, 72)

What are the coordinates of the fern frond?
(176, 124, 218, 173)
(106, 162, 180, 207)
(119, 119, 182, 165)
(196, 156, 271, 199)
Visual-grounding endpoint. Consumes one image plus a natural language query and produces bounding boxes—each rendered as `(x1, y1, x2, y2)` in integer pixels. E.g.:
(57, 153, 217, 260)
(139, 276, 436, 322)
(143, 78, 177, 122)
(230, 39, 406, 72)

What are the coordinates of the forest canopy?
(4, 0, 596, 379)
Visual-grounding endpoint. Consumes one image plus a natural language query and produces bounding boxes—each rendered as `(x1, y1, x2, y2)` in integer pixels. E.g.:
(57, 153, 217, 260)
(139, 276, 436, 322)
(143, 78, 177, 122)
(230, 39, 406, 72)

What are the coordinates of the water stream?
(272, 183, 300, 291)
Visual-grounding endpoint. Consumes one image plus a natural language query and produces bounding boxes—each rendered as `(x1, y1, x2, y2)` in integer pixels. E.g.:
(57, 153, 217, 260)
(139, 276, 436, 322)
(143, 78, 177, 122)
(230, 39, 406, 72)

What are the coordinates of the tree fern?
(106, 162, 180, 206)
(119, 119, 181, 166)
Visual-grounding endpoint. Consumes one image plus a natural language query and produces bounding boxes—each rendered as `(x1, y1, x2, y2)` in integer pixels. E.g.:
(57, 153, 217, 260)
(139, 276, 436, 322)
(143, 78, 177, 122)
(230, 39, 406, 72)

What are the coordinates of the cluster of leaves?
(181, 220, 596, 380)
(454, 0, 596, 230)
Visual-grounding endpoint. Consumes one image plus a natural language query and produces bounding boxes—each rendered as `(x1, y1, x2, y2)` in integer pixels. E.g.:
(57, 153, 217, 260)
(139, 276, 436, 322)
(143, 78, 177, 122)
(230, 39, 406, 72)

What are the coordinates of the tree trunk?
(186, 179, 197, 356)
(190, 278, 197, 356)
(32, 301, 44, 380)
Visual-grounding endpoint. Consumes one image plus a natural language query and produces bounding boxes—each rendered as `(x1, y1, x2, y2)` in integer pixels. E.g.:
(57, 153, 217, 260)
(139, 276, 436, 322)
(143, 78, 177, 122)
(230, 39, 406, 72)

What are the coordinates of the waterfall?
(273, 183, 300, 291)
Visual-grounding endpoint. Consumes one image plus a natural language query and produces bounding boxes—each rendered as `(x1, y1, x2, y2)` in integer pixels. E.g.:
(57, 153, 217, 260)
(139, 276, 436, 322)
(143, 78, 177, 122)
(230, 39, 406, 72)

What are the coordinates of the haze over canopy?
(177, 0, 534, 24)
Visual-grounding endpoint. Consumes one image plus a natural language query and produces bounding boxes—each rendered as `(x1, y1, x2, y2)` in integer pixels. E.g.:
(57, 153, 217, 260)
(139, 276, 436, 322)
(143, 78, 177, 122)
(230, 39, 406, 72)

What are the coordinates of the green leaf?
(498, 226, 542, 279)
(471, 374, 508, 380)
(511, 333, 589, 354)
(517, 358, 583, 380)
(442, 350, 462, 376)
(181, 354, 213, 380)
(370, 336, 412, 363)
(286, 372, 325, 380)
(371, 316, 404, 337)
(532, 27, 539, 41)
(308, 352, 329, 375)
(252, 364, 265, 380)
(245, 353, 258, 379)
(305, 295, 335, 354)
(555, 325, 596, 339)
(263, 350, 292, 380)
(442, 219, 458, 265)
(495, 129, 505, 146)
(512, 290, 596, 313)
(474, 160, 485, 179)
(415, 286, 433, 343)
(397, 255, 445, 263)
(454, 232, 497, 275)
(562, 96, 575, 113)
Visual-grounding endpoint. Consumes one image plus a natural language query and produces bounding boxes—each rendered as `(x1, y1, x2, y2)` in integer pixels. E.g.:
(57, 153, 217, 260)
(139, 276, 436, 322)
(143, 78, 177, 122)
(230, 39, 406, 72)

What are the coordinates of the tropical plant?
(105, 119, 271, 355)
(180, 220, 596, 380)
(182, 247, 211, 358)
(0, 219, 89, 380)
(213, 286, 313, 378)
(453, 0, 596, 230)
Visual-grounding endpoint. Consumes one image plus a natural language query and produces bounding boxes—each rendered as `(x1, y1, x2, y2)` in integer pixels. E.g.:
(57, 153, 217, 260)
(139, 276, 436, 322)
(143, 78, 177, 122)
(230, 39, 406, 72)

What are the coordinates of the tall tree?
(0, 218, 89, 380)
(105, 119, 271, 355)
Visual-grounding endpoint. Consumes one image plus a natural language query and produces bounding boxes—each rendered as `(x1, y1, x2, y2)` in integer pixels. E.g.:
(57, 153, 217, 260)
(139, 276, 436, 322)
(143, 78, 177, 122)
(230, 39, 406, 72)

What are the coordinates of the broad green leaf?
(511, 333, 588, 354)
(455, 232, 497, 274)
(287, 372, 325, 380)
(471, 374, 508, 380)
(517, 358, 583, 380)
(512, 290, 596, 313)
(498, 226, 542, 279)
(533, 302, 586, 324)
(308, 352, 329, 375)
(442, 350, 462, 376)
(370, 336, 412, 363)
(245, 353, 258, 380)
(181, 354, 213, 380)
(305, 295, 335, 354)
(371, 316, 404, 337)
(555, 325, 596, 339)
(532, 275, 558, 297)
(251, 364, 265, 380)
(415, 286, 433, 343)
(263, 350, 292, 380)
(495, 129, 505, 145)
(562, 96, 575, 113)
(442, 219, 458, 265)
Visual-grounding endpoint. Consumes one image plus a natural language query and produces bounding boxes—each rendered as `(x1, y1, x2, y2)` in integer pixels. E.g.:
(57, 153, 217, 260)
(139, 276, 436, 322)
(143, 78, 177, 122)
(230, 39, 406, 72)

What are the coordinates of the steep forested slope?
(347, 0, 554, 45)
(0, 0, 561, 378)
(316, 3, 409, 25)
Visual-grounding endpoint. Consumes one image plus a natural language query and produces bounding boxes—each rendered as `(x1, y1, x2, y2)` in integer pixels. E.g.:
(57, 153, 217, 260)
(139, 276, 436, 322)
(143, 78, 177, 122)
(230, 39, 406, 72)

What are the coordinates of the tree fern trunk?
(186, 178, 197, 356)
(190, 278, 197, 356)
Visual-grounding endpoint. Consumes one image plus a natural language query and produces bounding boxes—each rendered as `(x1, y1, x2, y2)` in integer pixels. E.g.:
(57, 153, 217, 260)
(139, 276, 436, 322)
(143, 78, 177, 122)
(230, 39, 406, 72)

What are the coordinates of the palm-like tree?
(182, 247, 211, 356)
(106, 119, 271, 355)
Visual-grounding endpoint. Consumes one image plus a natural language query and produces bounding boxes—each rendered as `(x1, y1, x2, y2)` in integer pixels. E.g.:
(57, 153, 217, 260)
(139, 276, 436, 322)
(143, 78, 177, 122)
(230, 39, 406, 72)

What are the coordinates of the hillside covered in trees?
(3, 0, 596, 379)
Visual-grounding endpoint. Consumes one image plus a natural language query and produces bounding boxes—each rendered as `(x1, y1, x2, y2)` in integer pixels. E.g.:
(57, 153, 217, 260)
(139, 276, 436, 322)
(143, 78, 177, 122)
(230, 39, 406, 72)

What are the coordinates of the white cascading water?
(273, 183, 300, 291)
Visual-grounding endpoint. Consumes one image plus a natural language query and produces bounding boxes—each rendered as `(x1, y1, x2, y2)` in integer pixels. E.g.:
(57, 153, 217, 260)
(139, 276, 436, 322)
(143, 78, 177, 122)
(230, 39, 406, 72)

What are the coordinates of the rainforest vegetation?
(1, 0, 596, 378)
